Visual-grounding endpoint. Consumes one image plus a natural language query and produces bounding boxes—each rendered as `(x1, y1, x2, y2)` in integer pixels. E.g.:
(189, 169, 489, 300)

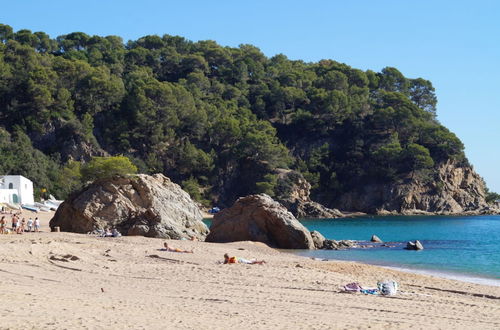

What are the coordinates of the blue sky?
(2, 0, 499, 191)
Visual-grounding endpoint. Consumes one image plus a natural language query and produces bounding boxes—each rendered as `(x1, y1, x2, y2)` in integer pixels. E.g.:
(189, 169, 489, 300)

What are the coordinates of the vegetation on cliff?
(0, 24, 489, 208)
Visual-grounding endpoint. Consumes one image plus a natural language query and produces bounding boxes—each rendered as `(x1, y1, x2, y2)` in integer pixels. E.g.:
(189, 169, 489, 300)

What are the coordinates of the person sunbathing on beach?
(162, 242, 193, 253)
(223, 253, 266, 265)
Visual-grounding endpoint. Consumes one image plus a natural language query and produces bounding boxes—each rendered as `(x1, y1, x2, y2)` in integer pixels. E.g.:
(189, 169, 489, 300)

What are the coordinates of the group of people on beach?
(0, 214, 40, 234)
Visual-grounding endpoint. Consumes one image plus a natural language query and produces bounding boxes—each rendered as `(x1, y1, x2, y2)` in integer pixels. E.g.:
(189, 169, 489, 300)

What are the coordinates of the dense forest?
(0, 23, 484, 209)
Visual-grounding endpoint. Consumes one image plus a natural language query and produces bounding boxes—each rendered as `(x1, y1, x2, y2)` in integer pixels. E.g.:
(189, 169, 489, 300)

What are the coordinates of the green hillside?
(0, 24, 469, 208)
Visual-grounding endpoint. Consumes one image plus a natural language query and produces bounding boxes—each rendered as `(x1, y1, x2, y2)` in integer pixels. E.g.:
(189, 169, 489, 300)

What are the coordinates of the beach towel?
(377, 280, 398, 296)
(360, 288, 379, 295)
(343, 282, 363, 293)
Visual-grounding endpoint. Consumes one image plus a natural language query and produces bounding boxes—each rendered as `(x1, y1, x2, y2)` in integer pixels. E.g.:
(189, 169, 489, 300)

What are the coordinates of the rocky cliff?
(30, 119, 109, 162)
(275, 169, 344, 218)
(50, 174, 209, 239)
(338, 160, 490, 215)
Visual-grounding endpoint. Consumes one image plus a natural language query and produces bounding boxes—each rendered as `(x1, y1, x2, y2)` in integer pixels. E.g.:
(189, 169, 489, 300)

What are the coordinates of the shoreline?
(293, 252, 500, 287)
(384, 265, 500, 287)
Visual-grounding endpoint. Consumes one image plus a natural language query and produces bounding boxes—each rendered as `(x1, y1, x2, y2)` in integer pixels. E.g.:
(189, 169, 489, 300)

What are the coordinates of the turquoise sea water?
(294, 215, 500, 284)
(205, 215, 500, 284)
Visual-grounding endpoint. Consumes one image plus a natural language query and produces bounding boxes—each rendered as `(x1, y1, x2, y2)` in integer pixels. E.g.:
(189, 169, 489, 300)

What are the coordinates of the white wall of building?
(0, 188, 19, 203)
(0, 175, 34, 205)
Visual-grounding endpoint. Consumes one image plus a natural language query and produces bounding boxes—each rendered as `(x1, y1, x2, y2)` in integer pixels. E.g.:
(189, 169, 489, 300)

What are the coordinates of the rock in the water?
(49, 174, 209, 240)
(323, 239, 357, 250)
(371, 235, 383, 243)
(406, 240, 424, 250)
(310, 230, 326, 249)
(206, 194, 315, 249)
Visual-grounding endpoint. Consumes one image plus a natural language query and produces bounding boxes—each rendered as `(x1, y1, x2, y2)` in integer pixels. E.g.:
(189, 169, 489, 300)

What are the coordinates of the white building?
(0, 175, 34, 205)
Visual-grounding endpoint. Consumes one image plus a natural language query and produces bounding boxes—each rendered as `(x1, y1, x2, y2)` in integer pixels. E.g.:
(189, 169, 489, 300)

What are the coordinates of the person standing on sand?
(34, 217, 40, 232)
(0, 216, 6, 234)
(17, 218, 26, 234)
(12, 216, 18, 232)
(27, 218, 33, 232)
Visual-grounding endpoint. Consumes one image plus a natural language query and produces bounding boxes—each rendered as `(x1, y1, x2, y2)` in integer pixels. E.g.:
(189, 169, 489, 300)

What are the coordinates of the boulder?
(406, 240, 424, 250)
(310, 230, 326, 249)
(49, 174, 209, 240)
(206, 194, 315, 249)
(371, 235, 383, 243)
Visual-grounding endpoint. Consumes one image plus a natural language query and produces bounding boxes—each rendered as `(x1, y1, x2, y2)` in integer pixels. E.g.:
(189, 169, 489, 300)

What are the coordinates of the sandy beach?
(0, 211, 499, 329)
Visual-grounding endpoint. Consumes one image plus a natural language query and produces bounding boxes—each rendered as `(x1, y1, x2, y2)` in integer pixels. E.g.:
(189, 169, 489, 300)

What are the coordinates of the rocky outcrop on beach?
(337, 160, 490, 215)
(275, 169, 344, 218)
(206, 194, 315, 249)
(49, 174, 209, 240)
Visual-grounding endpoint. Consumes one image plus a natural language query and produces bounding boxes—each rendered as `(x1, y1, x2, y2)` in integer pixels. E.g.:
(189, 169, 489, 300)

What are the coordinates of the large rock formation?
(50, 174, 209, 240)
(337, 161, 489, 215)
(275, 169, 344, 218)
(206, 194, 315, 249)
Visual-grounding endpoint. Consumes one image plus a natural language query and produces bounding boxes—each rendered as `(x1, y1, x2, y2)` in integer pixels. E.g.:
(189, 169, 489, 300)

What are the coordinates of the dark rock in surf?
(406, 240, 424, 250)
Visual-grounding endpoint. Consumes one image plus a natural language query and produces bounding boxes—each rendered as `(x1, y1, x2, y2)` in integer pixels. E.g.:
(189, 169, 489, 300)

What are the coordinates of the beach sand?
(1, 211, 499, 329)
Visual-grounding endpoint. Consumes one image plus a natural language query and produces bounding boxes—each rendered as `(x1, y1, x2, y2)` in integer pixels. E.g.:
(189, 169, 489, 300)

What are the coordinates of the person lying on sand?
(223, 253, 266, 265)
(162, 242, 193, 253)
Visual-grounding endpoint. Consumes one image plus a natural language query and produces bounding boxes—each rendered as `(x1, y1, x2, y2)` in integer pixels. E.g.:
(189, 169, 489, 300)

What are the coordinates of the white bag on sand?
(377, 280, 398, 296)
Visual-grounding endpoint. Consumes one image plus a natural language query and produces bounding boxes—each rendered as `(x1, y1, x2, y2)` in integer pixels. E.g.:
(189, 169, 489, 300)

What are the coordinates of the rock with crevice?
(49, 174, 209, 240)
(206, 194, 315, 249)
